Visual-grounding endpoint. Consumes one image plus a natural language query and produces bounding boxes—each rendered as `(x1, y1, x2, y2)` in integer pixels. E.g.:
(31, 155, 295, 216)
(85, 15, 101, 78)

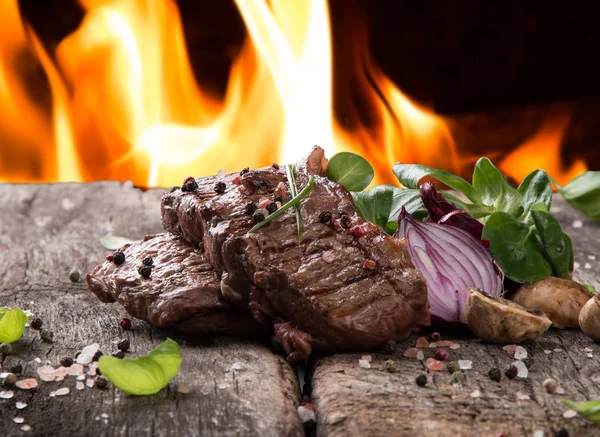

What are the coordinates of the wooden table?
(0, 183, 598, 437)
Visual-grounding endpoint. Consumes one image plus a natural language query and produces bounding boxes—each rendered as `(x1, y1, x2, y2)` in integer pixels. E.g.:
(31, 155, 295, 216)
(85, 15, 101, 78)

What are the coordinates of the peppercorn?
(2, 373, 17, 387)
(0, 342, 12, 356)
(271, 162, 280, 170)
(29, 317, 43, 330)
(363, 259, 377, 270)
(138, 264, 152, 279)
(415, 374, 427, 387)
(117, 339, 130, 352)
(40, 329, 54, 343)
(69, 268, 81, 283)
(554, 428, 569, 437)
(543, 378, 558, 393)
(60, 357, 74, 367)
(112, 351, 125, 359)
(240, 167, 249, 175)
(319, 211, 332, 223)
(96, 367, 102, 375)
(181, 177, 198, 192)
(488, 367, 502, 382)
(214, 181, 226, 194)
(105, 254, 114, 262)
(95, 376, 108, 389)
(252, 212, 265, 223)
(447, 361, 460, 374)
(245, 202, 257, 215)
(505, 364, 518, 379)
(451, 371, 467, 385)
(200, 206, 214, 220)
(382, 341, 396, 355)
(10, 363, 22, 374)
(340, 215, 350, 229)
(434, 349, 448, 361)
(142, 256, 153, 267)
(92, 350, 103, 362)
(120, 318, 132, 330)
(430, 332, 441, 342)
(274, 195, 283, 203)
(112, 251, 125, 265)
(264, 202, 277, 215)
(383, 359, 397, 373)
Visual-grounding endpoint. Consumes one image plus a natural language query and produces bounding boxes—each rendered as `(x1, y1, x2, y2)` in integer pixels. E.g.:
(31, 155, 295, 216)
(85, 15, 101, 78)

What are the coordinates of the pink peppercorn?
(120, 318, 132, 330)
(105, 254, 114, 262)
(349, 225, 367, 237)
(435, 349, 449, 361)
(431, 332, 441, 342)
(363, 259, 377, 270)
(183, 176, 195, 184)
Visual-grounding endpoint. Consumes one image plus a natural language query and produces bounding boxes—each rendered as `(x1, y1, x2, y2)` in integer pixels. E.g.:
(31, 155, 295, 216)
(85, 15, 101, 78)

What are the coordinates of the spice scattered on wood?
(15, 378, 38, 390)
(503, 344, 517, 356)
(117, 339, 130, 352)
(0, 390, 14, 399)
(181, 178, 198, 192)
(512, 360, 528, 378)
(383, 360, 397, 373)
(415, 337, 429, 348)
(69, 268, 81, 283)
(214, 181, 227, 194)
(10, 363, 22, 374)
(430, 332, 441, 342)
(112, 351, 125, 359)
(471, 390, 481, 398)
(515, 391, 531, 401)
(488, 367, 502, 382)
(177, 384, 190, 394)
(60, 357, 73, 367)
(120, 318, 132, 330)
(40, 329, 54, 343)
(252, 212, 265, 223)
(415, 374, 427, 387)
(266, 202, 278, 214)
(29, 318, 42, 330)
(434, 349, 448, 361)
(447, 361, 460, 374)
(95, 376, 108, 389)
(358, 358, 371, 369)
(514, 346, 528, 360)
(2, 373, 17, 387)
(451, 371, 467, 386)
(505, 364, 518, 379)
(403, 348, 419, 358)
(363, 259, 377, 270)
(319, 211, 332, 223)
(543, 378, 559, 393)
(16, 402, 27, 409)
(77, 343, 100, 364)
(426, 358, 444, 371)
(458, 360, 472, 370)
(563, 409, 577, 419)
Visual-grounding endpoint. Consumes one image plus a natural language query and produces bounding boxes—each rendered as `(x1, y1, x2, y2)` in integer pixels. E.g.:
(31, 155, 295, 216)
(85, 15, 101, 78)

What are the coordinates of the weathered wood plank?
(0, 182, 303, 437)
(310, 196, 600, 437)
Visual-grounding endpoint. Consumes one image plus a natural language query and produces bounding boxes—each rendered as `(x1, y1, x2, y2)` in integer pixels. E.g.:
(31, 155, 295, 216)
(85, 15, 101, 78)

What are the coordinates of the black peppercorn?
(112, 351, 125, 359)
(9, 363, 22, 374)
(92, 350, 104, 362)
(29, 317, 43, 330)
(245, 202, 257, 215)
(40, 329, 54, 343)
(266, 202, 278, 214)
(252, 212, 265, 223)
(505, 364, 518, 379)
(488, 367, 502, 382)
(274, 195, 283, 203)
(96, 367, 102, 375)
(181, 177, 198, 192)
(138, 265, 152, 279)
(95, 376, 108, 389)
(214, 181, 226, 194)
(117, 339, 130, 352)
(415, 374, 427, 387)
(381, 341, 396, 355)
(142, 256, 153, 266)
(200, 206, 214, 220)
(319, 211, 332, 223)
(240, 167, 249, 175)
(554, 428, 569, 437)
(112, 251, 125, 265)
(0, 342, 12, 356)
(60, 357, 74, 367)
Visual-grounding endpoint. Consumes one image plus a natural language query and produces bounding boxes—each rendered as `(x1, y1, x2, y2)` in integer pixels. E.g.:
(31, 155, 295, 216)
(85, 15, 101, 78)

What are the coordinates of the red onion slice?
(395, 208, 502, 323)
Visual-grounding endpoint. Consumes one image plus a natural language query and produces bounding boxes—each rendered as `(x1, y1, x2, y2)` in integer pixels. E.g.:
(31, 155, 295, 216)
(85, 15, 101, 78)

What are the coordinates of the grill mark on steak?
(86, 234, 267, 336)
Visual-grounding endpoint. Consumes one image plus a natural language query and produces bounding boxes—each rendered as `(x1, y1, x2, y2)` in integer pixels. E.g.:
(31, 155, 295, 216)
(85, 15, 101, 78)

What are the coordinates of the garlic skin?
(579, 295, 600, 341)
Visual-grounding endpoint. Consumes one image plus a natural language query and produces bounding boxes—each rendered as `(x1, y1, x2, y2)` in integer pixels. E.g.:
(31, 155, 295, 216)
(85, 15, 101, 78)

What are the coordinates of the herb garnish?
(286, 164, 303, 236)
(98, 338, 182, 395)
(246, 175, 315, 235)
(326, 152, 374, 191)
(99, 235, 136, 250)
(562, 399, 600, 425)
(0, 307, 30, 344)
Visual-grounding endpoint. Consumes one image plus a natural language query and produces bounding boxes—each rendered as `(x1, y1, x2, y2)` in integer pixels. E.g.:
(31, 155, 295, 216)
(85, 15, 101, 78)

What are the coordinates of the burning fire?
(0, 0, 588, 186)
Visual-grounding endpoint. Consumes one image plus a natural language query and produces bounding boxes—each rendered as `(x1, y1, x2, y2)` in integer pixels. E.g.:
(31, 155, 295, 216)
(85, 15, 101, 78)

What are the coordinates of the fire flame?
(0, 0, 588, 186)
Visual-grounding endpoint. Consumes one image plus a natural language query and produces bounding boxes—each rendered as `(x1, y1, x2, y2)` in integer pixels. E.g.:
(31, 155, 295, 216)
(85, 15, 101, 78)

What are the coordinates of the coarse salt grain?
(77, 343, 100, 365)
(16, 402, 27, 409)
(587, 353, 594, 358)
(515, 391, 530, 401)
(21, 425, 32, 432)
(85, 379, 94, 388)
(101, 413, 109, 419)
(563, 409, 578, 419)
(589, 255, 596, 260)
(415, 337, 429, 348)
(361, 355, 372, 363)
(321, 251, 335, 263)
(358, 359, 371, 369)
(13, 417, 25, 424)
(574, 262, 580, 270)
(554, 348, 563, 352)
(584, 263, 592, 270)
(15, 379, 38, 390)
(572, 220, 583, 228)
(87, 362, 99, 376)
(0, 391, 14, 399)
(230, 362, 244, 371)
(403, 348, 419, 358)
(449, 344, 461, 350)
(425, 358, 444, 372)
(429, 343, 437, 348)
(55, 387, 69, 396)
(458, 360, 472, 370)
(436, 341, 455, 347)
(416, 350, 425, 361)
(514, 346, 528, 360)
(533, 431, 544, 437)
(34, 358, 41, 364)
(513, 361, 528, 378)
(544, 350, 552, 355)
(76, 381, 85, 391)
(36, 365, 56, 382)
(76, 375, 85, 381)
(556, 387, 565, 395)
(177, 384, 190, 394)
(67, 364, 84, 376)
(470, 390, 481, 398)
(503, 344, 517, 355)
(298, 405, 316, 424)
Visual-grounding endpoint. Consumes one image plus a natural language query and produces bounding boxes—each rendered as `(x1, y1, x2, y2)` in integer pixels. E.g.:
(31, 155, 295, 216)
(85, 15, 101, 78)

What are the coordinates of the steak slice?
(160, 148, 429, 361)
(86, 234, 267, 336)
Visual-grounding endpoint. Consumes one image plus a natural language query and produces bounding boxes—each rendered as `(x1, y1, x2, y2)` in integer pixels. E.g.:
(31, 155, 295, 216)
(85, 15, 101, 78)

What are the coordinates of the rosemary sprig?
(246, 175, 315, 236)
(286, 164, 303, 236)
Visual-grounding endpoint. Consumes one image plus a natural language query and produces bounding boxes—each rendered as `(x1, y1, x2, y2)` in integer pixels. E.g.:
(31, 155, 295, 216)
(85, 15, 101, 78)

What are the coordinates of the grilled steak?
(86, 234, 267, 336)
(160, 148, 429, 361)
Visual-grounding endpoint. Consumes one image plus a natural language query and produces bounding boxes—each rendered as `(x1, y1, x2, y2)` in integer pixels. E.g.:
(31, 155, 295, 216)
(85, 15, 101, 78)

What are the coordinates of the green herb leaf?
(440, 192, 494, 219)
(562, 399, 600, 424)
(99, 235, 136, 251)
(0, 308, 30, 344)
(556, 171, 600, 221)
(326, 152, 374, 191)
(531, 210, 571, 279)
(583, 284, 597, 294)
(392, 162, 481, 204)
(482, 211, 553, 283)
(472, 157, 522, 215)
(98, 338, 182, 395)
(351, 186, 422, 234)
(246, 176, 315, 235)
(517, 170, 553, 221)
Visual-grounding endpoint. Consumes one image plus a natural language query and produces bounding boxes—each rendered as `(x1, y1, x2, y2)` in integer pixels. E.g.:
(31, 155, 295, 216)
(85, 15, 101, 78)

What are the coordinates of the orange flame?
(0, 0, 589, 186)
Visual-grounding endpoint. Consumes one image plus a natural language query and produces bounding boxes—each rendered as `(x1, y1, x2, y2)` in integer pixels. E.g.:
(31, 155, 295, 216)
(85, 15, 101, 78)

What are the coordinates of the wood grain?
(0, 182, 303, 437)
(310, 196, 600, 437)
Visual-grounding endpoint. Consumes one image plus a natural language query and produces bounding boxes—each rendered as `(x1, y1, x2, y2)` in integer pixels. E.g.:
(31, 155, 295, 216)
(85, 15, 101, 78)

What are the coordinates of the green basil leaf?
(392, 162, 481, 204)
(98, 338, 182, 395)
(482, 212, 553, 283)
(0, 308, 29, 344)
(517, 170, 553, 221)
(556, 171, 600, 221)
(531, 210, 571, 279)
(99, 235, 136, 251)
(326, 152, 374, 191)
(351, 186, 422, 234)
(562, 399, 600, 424)
(472, 157, 522, 215)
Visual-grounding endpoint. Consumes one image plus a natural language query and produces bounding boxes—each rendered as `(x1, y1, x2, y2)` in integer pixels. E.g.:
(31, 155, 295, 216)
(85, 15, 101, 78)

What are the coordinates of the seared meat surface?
(159, 148, 429, 361)
(86, 234, 266, 336)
